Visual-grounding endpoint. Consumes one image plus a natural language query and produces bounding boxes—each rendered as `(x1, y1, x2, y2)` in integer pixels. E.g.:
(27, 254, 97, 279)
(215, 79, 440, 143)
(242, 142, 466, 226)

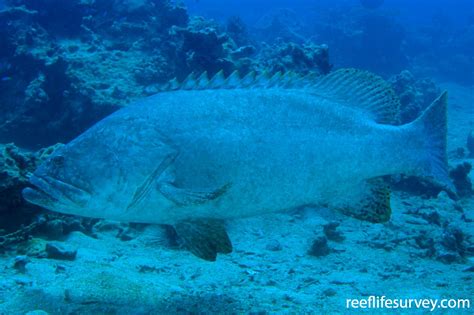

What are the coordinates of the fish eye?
(51, 155, 65, 167)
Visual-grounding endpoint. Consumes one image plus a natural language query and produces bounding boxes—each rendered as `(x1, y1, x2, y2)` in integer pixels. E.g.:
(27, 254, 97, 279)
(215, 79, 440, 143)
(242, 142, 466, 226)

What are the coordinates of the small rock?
(265, 239, 282, 251)
(323, 221, 345, 242)
(323, 287, 337, 297)
(45, 242, 77, 260)
(13, 255, 30, 273)
(55, 264, 67, 274)
(308, 236, 331, 257)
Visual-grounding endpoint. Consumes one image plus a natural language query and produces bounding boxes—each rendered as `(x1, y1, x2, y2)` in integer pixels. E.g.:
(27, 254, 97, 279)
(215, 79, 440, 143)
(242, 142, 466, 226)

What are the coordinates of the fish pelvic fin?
(336, 178, 392, 223)
(410, 91, 454, 193)
(174, 219, 233, 261)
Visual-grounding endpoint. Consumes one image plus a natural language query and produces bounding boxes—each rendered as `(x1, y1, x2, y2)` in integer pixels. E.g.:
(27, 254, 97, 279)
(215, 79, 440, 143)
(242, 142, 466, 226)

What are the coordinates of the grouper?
(22, 69, 451, 261)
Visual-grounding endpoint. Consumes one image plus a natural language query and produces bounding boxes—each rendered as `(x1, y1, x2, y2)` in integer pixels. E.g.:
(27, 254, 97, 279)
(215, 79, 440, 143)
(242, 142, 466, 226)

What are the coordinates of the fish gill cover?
(0, 0, 473, 314)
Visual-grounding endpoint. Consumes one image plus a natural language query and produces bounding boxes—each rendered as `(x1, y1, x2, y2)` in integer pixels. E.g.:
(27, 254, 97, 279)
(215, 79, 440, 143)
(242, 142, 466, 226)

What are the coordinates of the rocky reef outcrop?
(389, 70, 441, 124)
(0, 1, 189, 148)
(0, 144, 48, 229)
(0, 143, 50, 250)
(0, 0, 331, 149)
(0, 143, 99, 252)
(256, 41, 331, 75)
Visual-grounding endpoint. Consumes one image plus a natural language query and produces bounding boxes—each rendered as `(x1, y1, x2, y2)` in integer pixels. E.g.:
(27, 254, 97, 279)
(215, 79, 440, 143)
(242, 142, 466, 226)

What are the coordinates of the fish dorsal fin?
(310, 68, 401, 124)
(160, 68, 401, 124)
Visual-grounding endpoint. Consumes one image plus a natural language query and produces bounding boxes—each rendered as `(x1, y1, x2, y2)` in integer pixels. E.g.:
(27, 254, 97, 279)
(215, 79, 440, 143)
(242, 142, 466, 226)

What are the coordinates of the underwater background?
(0, 0, 473, 314)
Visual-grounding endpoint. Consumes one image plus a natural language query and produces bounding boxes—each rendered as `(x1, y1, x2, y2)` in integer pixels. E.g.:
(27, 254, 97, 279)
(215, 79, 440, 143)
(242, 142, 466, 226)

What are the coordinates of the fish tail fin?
(411, 91, 454, 193)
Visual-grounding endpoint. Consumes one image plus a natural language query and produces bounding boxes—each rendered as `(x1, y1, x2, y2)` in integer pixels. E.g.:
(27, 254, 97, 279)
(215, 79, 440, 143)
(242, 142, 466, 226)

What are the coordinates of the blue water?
(0, 0, 473, 314)
(185, 0, 474, 27)
(183, 0, 474, 77)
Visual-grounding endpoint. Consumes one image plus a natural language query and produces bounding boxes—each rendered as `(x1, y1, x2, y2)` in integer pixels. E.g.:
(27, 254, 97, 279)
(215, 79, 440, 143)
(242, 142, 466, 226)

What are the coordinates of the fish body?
(23, 69, 450, 260)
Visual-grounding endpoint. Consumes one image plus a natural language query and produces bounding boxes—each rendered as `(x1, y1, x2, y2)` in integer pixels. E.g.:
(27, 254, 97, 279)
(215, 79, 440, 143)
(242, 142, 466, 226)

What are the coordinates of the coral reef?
(0, 143, 100, 251)
(169, 16, 238, 78)
(256, 41, 331, 75)
(0, 0, 331, 149)
(0, 1, 191, 148)
(0, 143, 61, 216)
(0, 144, 43, 230)
(389, 70, 441, 124)
(226, 16, 252, 47)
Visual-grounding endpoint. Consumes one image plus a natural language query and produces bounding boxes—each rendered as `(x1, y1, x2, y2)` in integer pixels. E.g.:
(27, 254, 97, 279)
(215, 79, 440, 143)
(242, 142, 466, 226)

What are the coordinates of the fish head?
(22, 144, 98, 217)
(22, 128, 138, 219)
(22, 123, 175, 222)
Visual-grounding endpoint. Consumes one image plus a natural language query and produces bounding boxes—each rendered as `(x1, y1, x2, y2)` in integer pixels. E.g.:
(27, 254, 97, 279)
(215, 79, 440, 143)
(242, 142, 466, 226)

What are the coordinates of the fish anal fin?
(337, 178, 391, 223)
(174, 219, 232, 261)
(159, 182, 231, 206)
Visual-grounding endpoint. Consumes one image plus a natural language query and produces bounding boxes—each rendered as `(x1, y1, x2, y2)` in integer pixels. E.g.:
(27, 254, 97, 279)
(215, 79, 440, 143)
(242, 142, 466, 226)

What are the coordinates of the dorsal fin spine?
(224, 70, 240, 88)
(182, 73, 197, 90)
(196, 71, 209, 89)
(241, 71, 256, 87)
(268, 72, 282, 87)
(209, 70, 225, 88)
(168, 78, 179, 90)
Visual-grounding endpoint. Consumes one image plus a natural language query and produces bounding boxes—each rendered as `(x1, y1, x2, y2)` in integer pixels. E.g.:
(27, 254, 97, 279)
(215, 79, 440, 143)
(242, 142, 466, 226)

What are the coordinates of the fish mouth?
(23, 174, 91, 209)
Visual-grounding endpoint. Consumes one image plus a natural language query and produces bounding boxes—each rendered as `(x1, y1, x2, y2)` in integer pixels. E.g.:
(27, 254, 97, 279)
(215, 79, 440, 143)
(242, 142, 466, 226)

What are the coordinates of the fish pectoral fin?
(158, 182, 231, 206)
(335, 177, 391, 223)
(174, 219, 233, 261)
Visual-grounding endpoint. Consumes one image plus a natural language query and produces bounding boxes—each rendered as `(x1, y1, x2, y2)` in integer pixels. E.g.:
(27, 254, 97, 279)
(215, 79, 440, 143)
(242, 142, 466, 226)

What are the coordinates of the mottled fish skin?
(22, 70, 449, 226)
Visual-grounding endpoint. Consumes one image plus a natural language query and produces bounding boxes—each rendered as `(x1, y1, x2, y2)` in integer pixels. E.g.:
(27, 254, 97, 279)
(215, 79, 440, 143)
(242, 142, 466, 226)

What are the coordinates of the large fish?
(23, 69, 451, 261)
